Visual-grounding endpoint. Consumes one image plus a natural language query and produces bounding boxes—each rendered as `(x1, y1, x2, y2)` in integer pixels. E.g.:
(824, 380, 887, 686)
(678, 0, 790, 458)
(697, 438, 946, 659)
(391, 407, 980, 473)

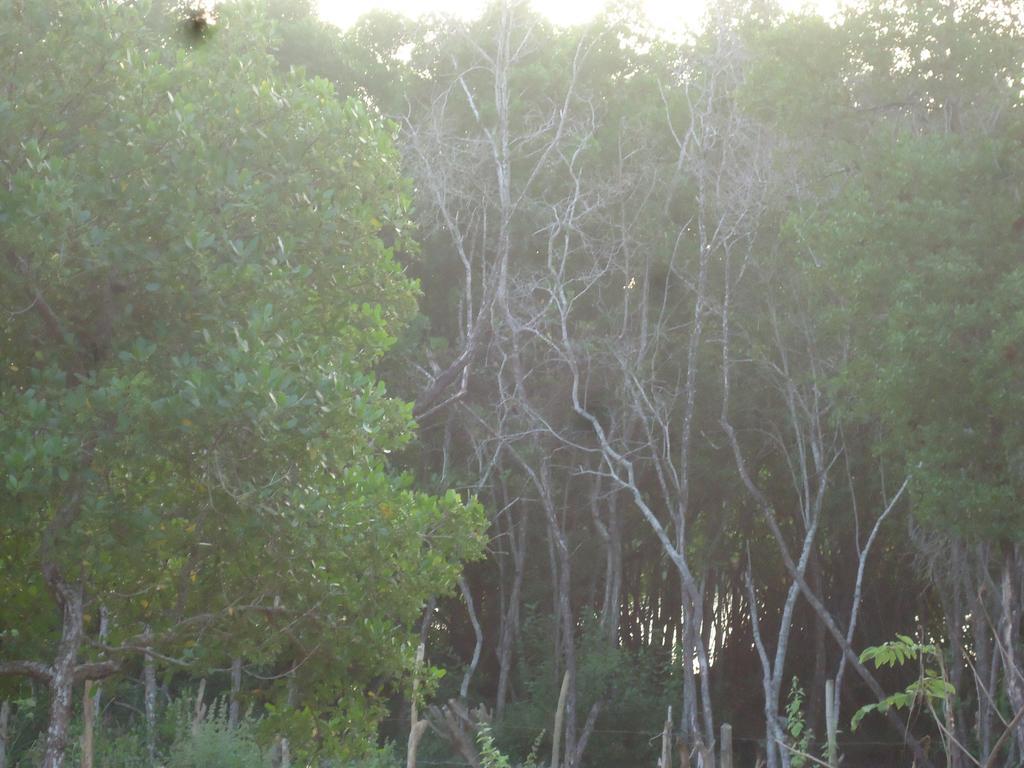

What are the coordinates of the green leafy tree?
(0, 2, 485, 766)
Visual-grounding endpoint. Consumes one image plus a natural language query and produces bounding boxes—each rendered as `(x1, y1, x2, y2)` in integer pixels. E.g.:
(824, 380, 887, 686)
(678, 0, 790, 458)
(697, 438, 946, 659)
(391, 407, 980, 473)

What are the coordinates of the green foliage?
(336, 744, 402, 768)
(14, 692, 268, 768)
(784, 678, 813, 768)
(168, 699, 270, 768)
(852, 635, 955, 732)
(0, 0, 485, 758)
(499, 618, 675, 767)
(797, 119, 1024, 543)
(477, 722, 543, 768)
(477, 723, 512, 768)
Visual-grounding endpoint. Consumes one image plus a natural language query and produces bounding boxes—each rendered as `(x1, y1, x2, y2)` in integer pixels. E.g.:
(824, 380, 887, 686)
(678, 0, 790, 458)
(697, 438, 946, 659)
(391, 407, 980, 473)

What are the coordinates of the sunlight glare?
(317, 0, 840, 34)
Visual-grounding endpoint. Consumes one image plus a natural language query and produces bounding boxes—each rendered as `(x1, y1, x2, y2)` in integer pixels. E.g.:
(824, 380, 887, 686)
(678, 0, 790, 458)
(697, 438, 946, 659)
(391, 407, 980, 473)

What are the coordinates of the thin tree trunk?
(90, 606, 108, 721)
(941, 580, 967, 768)
(808, 559, 827, 735)
(278, 671, 298, 768)
(144, 626, 158, 761)
(458, 577, 483, 700)
(228, 658, 242, 729)
(571, 701, 603, 768)
(551, 670, 570, 768)
(971, 582, 995, 760)
(407, 644, 428, 768)
(496, 509, 526, 718)
(825, 680, 838, 768)
(999, 546, 1024, 755)
(747, 569, 786, 768)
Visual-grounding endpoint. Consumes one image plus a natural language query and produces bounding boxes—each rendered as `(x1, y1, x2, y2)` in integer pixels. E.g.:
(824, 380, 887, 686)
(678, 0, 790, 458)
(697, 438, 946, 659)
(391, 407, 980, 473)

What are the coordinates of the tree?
(789, 4, 1024, 759)
(0, 2, 485, 766)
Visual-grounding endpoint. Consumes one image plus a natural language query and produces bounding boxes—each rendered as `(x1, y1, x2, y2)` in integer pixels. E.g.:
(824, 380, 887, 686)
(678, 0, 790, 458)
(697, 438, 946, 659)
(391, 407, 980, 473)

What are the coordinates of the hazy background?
(316, 0, 841, 33)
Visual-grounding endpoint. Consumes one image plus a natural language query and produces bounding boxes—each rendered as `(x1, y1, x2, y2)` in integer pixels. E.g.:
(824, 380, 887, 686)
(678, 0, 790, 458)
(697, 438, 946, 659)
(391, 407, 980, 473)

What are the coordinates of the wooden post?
(719, 724, 733, 768)
(825, 680, 839, 768)
(659, 706, 673, 768)
(696, 739, 716, 768)
(81, 681, 94, 768)
(406, 643, 429, 768)
(551, 670, 570, 768)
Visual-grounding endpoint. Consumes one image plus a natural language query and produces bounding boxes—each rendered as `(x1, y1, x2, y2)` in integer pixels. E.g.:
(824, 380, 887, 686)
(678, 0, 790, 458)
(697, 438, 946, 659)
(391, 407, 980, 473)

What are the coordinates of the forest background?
(2, 0, 1024, 767)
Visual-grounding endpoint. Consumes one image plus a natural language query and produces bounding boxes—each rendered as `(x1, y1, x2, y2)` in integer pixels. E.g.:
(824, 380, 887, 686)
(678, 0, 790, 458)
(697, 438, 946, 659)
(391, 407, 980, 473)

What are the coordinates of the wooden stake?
(720, 724, 733, 768)
(81, 681, 94, 768)
(659, 706, 673, 768)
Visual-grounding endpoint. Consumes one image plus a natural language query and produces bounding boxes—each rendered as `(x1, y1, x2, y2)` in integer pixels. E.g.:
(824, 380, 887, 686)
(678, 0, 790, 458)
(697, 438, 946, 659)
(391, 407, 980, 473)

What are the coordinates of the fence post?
(81, 681, 94, 768)
(659, 706, 673, 768)
(720, 724, 733, 768)
(825, 679, 839, 768)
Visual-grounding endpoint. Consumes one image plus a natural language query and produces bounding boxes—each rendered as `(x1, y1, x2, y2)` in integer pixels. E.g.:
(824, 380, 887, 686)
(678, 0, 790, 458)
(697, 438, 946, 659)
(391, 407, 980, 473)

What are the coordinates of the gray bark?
(495, 507, 526, 718)
(228, 658, 242, 729)
(458, 578, 483, 701)
(999, 546, 1024, 756)
(144, 627, 158, 761)
(550, 670, 570, 768)
(41, 586, 84, 768)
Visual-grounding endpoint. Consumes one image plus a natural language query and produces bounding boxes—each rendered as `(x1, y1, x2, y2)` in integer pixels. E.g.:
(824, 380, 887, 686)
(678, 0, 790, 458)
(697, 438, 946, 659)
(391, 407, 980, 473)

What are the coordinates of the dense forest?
(2, 0, 1024, 766)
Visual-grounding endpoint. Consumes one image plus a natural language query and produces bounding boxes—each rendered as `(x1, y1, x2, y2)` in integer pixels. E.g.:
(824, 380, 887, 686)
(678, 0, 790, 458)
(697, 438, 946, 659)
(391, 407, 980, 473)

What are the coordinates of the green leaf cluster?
(0, 0, 485, 753)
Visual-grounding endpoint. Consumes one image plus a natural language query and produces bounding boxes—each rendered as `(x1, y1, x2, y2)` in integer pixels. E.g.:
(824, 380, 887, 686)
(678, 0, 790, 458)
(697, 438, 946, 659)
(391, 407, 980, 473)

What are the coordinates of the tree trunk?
(228, 658, 242, 729)
(495, 509, 526, 718)
(41, 589, 84, 768)
(551, 670, 570, 768)
(970, 582, 995, 760)
(144, 627, 158, 760)
(407, 644, 428, 768)
(999, 546, 1024, 756)
(458, 577, 484, 700)
(90, 606, 108, 722)
(808, 559, 827, 735)
(825, 680, 838, 768)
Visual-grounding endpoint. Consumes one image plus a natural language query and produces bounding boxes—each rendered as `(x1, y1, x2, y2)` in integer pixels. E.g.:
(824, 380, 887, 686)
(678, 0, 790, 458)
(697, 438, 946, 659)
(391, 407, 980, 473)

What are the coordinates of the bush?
(167, 697, 270, 768)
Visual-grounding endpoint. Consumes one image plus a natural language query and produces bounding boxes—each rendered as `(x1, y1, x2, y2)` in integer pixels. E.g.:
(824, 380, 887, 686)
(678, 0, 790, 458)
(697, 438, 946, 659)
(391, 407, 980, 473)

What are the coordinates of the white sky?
(316, 0, 840, 35)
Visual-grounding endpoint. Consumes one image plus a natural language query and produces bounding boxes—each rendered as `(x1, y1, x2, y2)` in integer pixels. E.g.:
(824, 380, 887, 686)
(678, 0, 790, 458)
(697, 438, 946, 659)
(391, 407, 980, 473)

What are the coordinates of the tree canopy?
(3, 1, 1024, 767)
(0, 2, 483, 765)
